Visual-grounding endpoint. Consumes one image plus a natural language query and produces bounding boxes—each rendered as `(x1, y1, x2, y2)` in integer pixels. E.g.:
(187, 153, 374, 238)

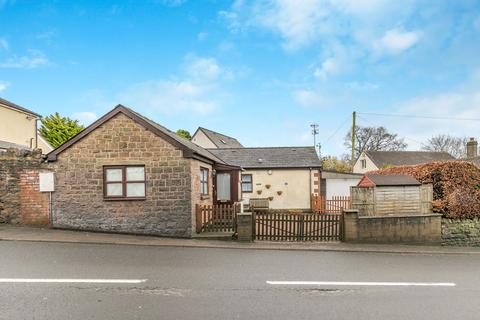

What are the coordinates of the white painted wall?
(191, 129, 217, 149)
(326, 178, 361, 199)
(240, 169, 314, 209)
(353, 152, 378, 174)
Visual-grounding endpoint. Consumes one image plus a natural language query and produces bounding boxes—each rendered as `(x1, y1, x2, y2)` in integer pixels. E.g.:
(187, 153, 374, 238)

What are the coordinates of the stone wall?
(0, 148, 50, 225)
(442, 218, 480, 246)
(343, 209, 442, 244)
(50, 113, 199, 238)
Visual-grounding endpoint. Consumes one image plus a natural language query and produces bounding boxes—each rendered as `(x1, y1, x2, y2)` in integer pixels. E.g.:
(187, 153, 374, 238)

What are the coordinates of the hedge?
(371, 161, 480, 218)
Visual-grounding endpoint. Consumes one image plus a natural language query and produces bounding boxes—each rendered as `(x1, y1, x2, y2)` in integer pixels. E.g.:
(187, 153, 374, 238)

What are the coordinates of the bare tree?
(344, 126, 408, 161)
(422, 134, 467, 158)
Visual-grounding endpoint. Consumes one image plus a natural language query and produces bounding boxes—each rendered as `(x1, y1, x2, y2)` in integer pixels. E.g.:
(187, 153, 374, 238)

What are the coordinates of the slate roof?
(0, 140, 31, 151)
(365, 174, 421, 186)
(47, 105, 233, 167)
(366, 150, 455, 168)
(0, 97, 41, 117)
(208, 146, 322, 169)
(196, 127, 243, 148)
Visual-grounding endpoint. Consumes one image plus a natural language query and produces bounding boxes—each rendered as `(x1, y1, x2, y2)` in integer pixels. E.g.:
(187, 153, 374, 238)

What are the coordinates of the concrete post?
(342, 209, 359, 242)
(237, 212, 253, 242)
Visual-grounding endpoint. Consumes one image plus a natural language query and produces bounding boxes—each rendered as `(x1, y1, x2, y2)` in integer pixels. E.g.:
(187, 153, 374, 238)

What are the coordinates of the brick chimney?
(466, 137, 478, 158)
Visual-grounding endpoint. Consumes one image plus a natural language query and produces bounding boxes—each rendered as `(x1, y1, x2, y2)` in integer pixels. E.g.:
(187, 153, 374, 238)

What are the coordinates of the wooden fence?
(311, 195, 351, 214)
(195, 204, 237, 233)
(254, 212, 342, 241)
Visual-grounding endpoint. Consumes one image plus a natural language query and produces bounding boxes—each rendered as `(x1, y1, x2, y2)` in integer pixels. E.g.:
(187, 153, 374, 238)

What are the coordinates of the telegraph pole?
(310, 123, 319, 155)
(351, 111, 356, 168)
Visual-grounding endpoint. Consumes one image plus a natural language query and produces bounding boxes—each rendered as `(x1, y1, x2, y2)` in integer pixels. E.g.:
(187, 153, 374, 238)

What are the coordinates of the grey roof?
(366, 150, 455, 168)
(209, 146, 322, 169)
(365, 174, 421, 186)
(197, 127, 243, 148)
(0, 140, 31, 150)
(0, 97, 41, 117)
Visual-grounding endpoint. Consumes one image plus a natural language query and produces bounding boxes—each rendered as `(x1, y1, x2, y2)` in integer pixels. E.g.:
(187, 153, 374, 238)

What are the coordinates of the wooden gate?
(195, 204, 237, 233)
(253, 212, 342, 241)
(311, 195, 351, 214)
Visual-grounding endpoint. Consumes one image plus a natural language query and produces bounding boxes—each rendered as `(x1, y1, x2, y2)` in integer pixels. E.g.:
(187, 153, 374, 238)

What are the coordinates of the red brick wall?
(19, 170, 50, 226)
(0, 148, 50, 226)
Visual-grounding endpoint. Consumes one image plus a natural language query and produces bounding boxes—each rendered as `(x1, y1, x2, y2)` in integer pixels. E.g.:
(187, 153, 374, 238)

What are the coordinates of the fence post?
(195, 204, 202, 233)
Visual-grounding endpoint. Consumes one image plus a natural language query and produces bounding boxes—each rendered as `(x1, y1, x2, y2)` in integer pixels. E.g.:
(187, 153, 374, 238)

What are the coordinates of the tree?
(39, 113, 85, 148)
(422, 134, 467, 158)
(176, 129, 191, 140)
(322, 155, 351, 173)
(344, 125, 407, 161)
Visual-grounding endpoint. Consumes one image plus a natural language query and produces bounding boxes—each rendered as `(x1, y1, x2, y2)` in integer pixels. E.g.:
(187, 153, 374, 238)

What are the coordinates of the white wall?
(240, 168, 313, 209)
(191, 129, 217, 149)
(353, 152, 378, 174)
(326, 178, 361, 199)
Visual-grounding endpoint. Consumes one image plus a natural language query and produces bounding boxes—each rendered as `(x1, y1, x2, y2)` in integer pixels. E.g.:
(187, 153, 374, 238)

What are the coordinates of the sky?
(1, 0, 480, 157)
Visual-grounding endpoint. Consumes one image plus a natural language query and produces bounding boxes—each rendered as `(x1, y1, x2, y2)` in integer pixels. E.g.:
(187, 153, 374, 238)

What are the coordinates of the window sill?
(103, 197, 146, 201)
(200, 195, 210, 200)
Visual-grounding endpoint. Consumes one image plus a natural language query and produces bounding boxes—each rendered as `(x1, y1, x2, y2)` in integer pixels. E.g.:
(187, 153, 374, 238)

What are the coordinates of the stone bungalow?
(46, 105, 239, 237)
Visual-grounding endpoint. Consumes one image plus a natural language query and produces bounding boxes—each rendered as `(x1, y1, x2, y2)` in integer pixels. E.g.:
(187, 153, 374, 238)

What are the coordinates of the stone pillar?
(343, 209, 359, 242)
(237, 212, 253, 242)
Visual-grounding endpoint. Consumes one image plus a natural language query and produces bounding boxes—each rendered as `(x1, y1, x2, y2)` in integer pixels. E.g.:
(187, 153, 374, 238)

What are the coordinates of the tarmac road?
(0, 240, 479, 319)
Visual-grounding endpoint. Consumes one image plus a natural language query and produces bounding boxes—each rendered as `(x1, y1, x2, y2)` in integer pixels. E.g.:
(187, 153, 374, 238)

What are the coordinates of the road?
(0, 241, 479, 319)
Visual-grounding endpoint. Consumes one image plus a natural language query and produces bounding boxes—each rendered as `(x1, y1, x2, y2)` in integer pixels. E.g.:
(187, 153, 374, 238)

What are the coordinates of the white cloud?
(184, 55, 222, 80)
(379, 86, 480, 150)
(293, 89, 329, 108)
(0, 81, 8, 93)
(0, 50, 51, 69)
(71, 112, 98, 126)
(221, 0, 416, 52)
(314, 57, 341, 80)
(0, 38, 8, 50)
(374, 28, 420, 54)
(254, 0, 327, 51)
(119, 80, 218, 115)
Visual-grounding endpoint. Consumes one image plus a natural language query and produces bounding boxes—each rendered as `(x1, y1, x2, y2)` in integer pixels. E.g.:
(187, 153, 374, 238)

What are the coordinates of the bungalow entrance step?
(193, 232, 235, 240)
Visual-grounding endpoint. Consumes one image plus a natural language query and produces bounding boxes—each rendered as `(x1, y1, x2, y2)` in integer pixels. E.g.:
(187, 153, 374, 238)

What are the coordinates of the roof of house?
(365, 150, 455, 168)
(208, 146, 322, 169)
(0, 140, 31, 151)
(0, 97, 41, 117)
(195, 127, 243, 148)
(363, 174, 421, 187)
(47, 105, 235, 168)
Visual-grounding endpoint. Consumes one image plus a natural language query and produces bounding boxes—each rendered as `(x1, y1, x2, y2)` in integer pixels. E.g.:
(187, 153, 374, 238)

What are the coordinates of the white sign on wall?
(39, 172, 55, 192)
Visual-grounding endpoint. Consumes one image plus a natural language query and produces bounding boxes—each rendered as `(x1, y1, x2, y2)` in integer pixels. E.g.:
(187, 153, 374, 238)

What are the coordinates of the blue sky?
(1, 0, 480, 156)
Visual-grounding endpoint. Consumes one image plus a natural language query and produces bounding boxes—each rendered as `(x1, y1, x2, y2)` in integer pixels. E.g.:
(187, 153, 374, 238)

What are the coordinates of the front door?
(216, 172, 231, 204)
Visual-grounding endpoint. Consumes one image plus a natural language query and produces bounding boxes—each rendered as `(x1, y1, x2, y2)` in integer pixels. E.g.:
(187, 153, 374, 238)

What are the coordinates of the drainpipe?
(35, 117, 39, 149)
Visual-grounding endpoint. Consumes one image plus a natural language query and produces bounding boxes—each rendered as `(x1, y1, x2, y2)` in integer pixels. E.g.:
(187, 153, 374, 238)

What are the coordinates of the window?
(200, 167, 209, 196)
(360, 159, 367, 169)
(241, 174, 253, 193)
(104, 165, 146, 200)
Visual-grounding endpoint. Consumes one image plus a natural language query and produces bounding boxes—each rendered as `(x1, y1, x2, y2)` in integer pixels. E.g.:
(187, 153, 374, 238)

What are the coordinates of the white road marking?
(266, 281, 456, 287)
(0, 278, 147, 284)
